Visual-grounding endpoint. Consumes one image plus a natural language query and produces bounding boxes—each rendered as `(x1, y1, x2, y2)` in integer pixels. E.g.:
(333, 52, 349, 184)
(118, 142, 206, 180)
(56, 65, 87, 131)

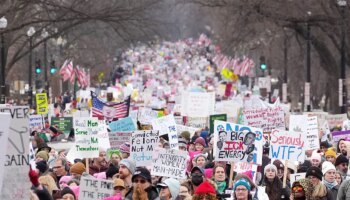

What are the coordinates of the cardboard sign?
(243, 106, 285, 132)
(152, 114, 178, 149)
(0, 113, 11, 194)
(138, 108, 158, 125)
(269, 129, 305, 162)
(213, 121, 263, 165)
(29, 114, 43, 132)
(176, 125, 200, 138)
(306, 116, 320, 150)
(181, 92, 215, 117)
(79, 176, 114, 200)
(73, 117, 100, 158)
(0, 106, 30, 200)
(290, 173, 306, 187)
(151, 148, 187, 179)
(109, 117, 136, 132)
(210, 114, 227, 133)
(108, 131, 131, 149)
(130, 130, 159, 166)
(51, 117, 73, 134)
(35, 93, 49, 114)
(327, 114, 347, 129)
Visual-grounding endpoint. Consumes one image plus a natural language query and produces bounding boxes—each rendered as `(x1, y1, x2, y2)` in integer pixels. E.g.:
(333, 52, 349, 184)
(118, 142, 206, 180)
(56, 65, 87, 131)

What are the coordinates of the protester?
(53, 158, 69, 183)
(194, 154, 207, 168)
(157, 178, 180, 200)
(38, 175, 59, 196)
(336, 171, 344, 186)
(192, 181, 216, 200)
(310, 151, 322, 168)
(234, 178, 252, 200)
(189, 166, 206, 195)
(272, 159, 285, 180)
(69, 162, 86, 180)
(59, 186, 76, 200)
(120, 142, 131, 159)
(234, 173, 269, 199)
(125, 167, 159, 200)
(337, 139, 347, 156)
(118, 159, 135, 197)
(325, 147, 337, 164)
(291, 179, 314, 200)
(212, 164, 228, 194)
(179, 184, 192, 200)
(261, 164, 290, 200)
(335, 155, 349, 180)
(305, 166, 333, 199)
(322, 161, 338, 199)
(194, 137, 206, 152)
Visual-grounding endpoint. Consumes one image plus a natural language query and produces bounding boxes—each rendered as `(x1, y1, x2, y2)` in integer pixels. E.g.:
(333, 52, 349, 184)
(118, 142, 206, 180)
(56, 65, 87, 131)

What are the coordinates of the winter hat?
(190, 135, 199, 144)
(61, 186, 76, 199)
(194, 154, 207, 162)
(132, 167, 152, 183)
(322, 161, 336, 175)
(194, 181, 216, 195)
(157, 178, 180, 198)
(234, 178, 251, 191)
(36, 151, 49, 161)
(69, 162, 86, 175)
(273, 159, 284, 171)
(325, 148, 336, 158)
(191, 166, 205, 176)
(106, 165, 119, 179)
(288, 161, 297, 174)
(119, 142, 130, 154)
(194, 137, 206, 147)
(298, 160, 312, 173)
(94, 172, 106, 180)
(264, 164, 277, 174)
(306, 166, 323, 181)
(242, 171, 253, 181)
(181, 131, 191, 142)
(69, 185, 80, 200)
(204, 168, 213, 179)
(310, 151, 322, 162)
(335, 154, 349, 167)
(178, 137, 187, 148)
(119, 159, 136, 174)
(36, 160, 48, 174)
(59, 176, 72, 185)
(37, 143, 52, 153)
(113, 178, 125, 189)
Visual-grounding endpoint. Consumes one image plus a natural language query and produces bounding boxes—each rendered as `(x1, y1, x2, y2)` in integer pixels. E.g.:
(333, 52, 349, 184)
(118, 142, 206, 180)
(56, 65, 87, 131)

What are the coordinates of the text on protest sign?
(35, 93, 49, 114)
(79, 176, 114, 200)
(29, 115, 43, 132)
(185, 116, 209, 129)
(0, 114, 11, 195)
(109, 131, 132, 149)
(210, 114, 227, 134)
(130, 130, 159, 166)
(306, 116, 320, 150)
(51, 117, 73, 134)
(269, 129, 305, 162)
(97, 121, 110, 149)
(181, 92, 215, 117)
(233, 162, 258, 182)
(109, 116, 136, 132)
(243, 106, 285, 132)
(151, 148, 187, 179)
(290, 173, 306, 187)
(214, 120, 263, 165)
(74, 117, 100, 158)
(138, 108, 158, 125)
(152, 114, 178, 149)
(0, 106, 30, 200)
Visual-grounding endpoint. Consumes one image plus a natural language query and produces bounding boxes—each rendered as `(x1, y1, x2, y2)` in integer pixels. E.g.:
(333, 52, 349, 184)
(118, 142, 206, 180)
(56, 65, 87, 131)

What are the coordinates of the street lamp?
(338, 0, 347, 113)
(0, 17, 7, 104)
(305, 11, 312, 112)
(41, 29, 49, 95)
(27, 26, 35, 108)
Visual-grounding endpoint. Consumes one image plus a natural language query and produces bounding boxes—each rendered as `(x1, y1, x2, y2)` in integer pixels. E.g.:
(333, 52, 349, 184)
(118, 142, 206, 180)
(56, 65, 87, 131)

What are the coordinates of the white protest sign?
(29, 114, 43, 132)
(258, 76, 271, 92)
(152, 114, 178, 149)
(138, 108, 158, 125)
(214, 121, 263, 165)
(327, 114, 347, 129)
(321, 121, 331, 142)
(97, 121, 110, 149)
(0, 106, 30, 200)
(269, 129, 305, 162)
(174, 115, 184, 125)
(73, 110, 91, 118)
(176, 125, 200, 138)
(181, 92, 215, 117)
(79, 176, 114, 200)
(215, 100, 241, 118)
(151, 148, 187, 179)
(306, 116, 320, 150)
(0, 113, 11, 192)
(243, 106, 285, 132)
(233, 162, 258, 182)
(108, 131, 131, 149)
(343, 120, 350, 131)
(290, 173, 306, 187)
(74, 117, 100, 158)
(185, 117, 209, 129)
(130, 130, 160, 166)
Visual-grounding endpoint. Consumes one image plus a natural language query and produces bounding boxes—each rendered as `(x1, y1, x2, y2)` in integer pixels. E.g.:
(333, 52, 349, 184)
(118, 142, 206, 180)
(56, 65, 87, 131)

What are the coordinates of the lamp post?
(338, 0, 347, 113)
(42, 29, 49, 96)
(305, 11, 312, 112)
(0, 17, 7, 104)
(27, 26, 35, 107)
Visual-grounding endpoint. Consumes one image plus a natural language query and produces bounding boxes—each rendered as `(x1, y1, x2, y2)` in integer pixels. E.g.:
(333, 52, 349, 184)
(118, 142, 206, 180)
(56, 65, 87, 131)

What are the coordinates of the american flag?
(91, 91, 131, 121)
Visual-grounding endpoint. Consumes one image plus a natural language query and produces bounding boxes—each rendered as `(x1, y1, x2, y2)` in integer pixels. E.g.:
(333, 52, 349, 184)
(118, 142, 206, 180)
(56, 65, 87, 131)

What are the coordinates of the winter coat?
(337, 179, 350, 200)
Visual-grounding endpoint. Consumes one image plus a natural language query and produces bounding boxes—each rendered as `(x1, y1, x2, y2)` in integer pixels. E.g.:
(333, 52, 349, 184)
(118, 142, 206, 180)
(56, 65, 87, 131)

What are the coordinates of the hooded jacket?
(291, 179, 314, 200)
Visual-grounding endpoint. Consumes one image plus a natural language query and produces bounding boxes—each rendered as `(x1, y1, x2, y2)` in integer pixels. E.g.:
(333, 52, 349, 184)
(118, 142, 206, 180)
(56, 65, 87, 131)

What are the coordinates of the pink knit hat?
(195, 137, 206, 147)
(69, 185, 80, 200)
(93, 172, 106, 180)
(204, 168, 213, 179)
(59, 175, 72, 186)
(241, 170, 253, 181)
(119, 142, 130, 154)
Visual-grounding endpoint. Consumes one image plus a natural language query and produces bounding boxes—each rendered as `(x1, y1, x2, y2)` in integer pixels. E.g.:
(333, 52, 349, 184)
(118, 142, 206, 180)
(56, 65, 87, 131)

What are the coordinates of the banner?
(108, 131, 131, 149)
(29, 114, 43, 132)
(269, 129, 305, 162)
(210, 114, 227, 134)
(152, 114, 178, 149)
(243, 106, 285, 132)
(35, 93, 48, 114)
(306, 116, 320, 150)
(130, 130, 159, 166)
(73, 117, 100, 158)
(0, 113, 11, 194)
(181, 92, 215, 117)
(151, 148, 187, 179)
(51, 117, 73, 134)
(327, 114, 347, 129)
(108, 117, 136, 132)
(79, 176, 114, 200)
(0, 106, 30, 200)
(213, 121, 263, 165)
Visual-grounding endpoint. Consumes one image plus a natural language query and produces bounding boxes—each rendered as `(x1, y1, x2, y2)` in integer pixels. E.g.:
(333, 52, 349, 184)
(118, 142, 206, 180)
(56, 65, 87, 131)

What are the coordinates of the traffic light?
(35, 59, 42, 74)
(50, 60, 57, 74)
(260, 56, 267, 71)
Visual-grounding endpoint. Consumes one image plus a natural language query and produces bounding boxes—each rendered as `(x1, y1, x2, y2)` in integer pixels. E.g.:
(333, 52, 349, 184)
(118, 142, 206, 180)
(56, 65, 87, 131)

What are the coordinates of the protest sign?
(176, 125, 200, 138)
(109, 131, 132, 149)
(258, 76, 271, 92)
(327, 114, 347, 129)
(343, 120, 350, 131)
(289, 115, 307, 134)
(174, 115, 184, 125)
(74, 117, 100, 158)
(35, 93, 48, 114)
(210, 114, 227, 133)
(0, 106, 30, 200)
(243, 106, 285, 132)
(151, 148, 187, 179)
(290, 173, 306, 187)
(130, 130, 159, 166)
(73, 110, 91, 118)
(181, 92, 215, 117)
(138, 108, 158, 125)
(97, 121, 110, 149)
(51, 117, 73, 134)
(305, 116, 320, 150)
(29, 114, 43, 132)
(331, 130, 350, 143)
(0, 113, 11, 194)
(79, 176, 114, 200)
(213, 121, 263, 165)
(109, 117, 136, 132)
(269, 129, 305, 162)
(215, 100, 241, 118)
(321, 121, 331, 142)
(185, 117, 209, 129)
(152, 114, 178, 149)
(233, 162, 258, 181)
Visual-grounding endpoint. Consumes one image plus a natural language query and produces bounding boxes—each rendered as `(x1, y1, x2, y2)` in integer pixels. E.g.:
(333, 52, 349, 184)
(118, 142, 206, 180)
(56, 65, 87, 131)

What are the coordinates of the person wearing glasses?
(157, 178, 180, 200)
(261, 164, 290, 200)
(290, 179, 314, 200)
(335, 154, 349, 180)
(305, 166, 334, 200)
(233, 178, 252, 200)
(125, 167, 159, 200)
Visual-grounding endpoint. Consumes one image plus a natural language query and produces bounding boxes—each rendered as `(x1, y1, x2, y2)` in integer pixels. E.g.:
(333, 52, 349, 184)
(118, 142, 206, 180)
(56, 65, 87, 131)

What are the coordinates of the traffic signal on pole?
(35, 59, 42, 74)
(260, 56, 267, 71)
(50, 60, 57, 74)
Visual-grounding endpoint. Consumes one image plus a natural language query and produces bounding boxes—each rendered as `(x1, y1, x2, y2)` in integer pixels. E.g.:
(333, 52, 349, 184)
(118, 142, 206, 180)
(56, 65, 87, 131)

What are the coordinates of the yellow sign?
(35, 93, 48, 114)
